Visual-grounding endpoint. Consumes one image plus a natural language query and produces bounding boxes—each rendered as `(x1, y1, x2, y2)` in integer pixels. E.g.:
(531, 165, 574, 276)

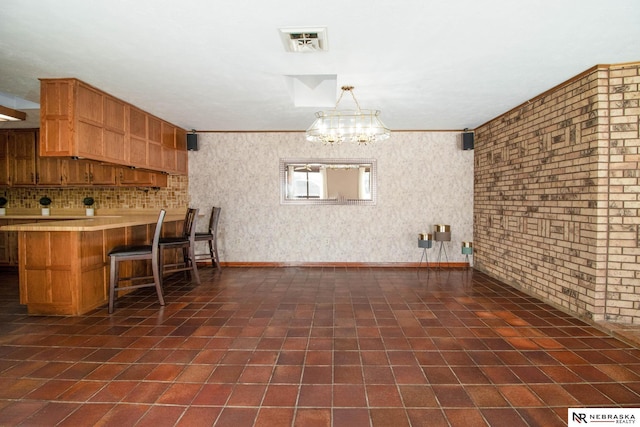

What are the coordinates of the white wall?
(188, 131, 473, 264)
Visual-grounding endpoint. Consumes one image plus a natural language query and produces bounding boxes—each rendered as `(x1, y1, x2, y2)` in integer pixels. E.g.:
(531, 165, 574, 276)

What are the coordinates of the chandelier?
(305, 86, 390, 145)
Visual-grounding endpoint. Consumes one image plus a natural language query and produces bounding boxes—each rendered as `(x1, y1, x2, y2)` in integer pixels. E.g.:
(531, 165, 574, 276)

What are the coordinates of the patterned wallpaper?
(188, 131, 474, 264)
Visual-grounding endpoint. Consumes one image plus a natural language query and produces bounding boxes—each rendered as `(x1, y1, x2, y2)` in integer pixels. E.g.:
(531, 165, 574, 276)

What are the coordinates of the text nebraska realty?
(575, 413, 636, 424)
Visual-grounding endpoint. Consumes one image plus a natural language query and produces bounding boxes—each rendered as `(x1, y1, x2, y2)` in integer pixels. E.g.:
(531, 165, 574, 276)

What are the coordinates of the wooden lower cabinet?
(17, 220, 179, 315)
(0, 219, 32, 266)
(0, 221, 12, 265)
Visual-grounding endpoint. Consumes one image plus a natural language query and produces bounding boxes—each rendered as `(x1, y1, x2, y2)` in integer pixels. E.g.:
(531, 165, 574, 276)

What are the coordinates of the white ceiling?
(1, 0, 639, 132)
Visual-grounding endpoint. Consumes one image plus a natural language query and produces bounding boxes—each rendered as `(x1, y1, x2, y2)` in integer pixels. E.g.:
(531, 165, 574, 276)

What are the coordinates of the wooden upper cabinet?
(0, 129, 64, 187)
(147, 116, 163, 170)
(39, 78, 187, 175)
(64, 159, 92, 186)
(39, 80, 72, 155)
(37, 156, 64, 186)
(0, 128, 163, 188)
(175, 127, 188, 174)
(128, 106, 148, 168)
(102, 96, 126, 163)
(0, 132, 9, 186)
(117, 167, 168, 187)
(89, 162, 118, 186)
(64, 159, 118, 186)
(161, 122, 177, 172)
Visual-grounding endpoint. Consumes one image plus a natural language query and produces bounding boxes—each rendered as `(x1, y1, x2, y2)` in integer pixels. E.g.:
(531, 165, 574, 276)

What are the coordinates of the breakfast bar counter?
(0, 212, 184, 316)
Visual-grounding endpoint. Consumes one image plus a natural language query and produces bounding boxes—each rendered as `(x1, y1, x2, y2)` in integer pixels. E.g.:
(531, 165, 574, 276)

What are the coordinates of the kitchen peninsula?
(0, 211, 184, 315)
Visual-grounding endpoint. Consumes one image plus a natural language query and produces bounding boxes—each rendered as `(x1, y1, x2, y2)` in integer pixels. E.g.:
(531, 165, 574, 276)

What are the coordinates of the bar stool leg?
(109, 256, 118, 314)
(189, 244, 201, 284)
(152, 251, 165, 306)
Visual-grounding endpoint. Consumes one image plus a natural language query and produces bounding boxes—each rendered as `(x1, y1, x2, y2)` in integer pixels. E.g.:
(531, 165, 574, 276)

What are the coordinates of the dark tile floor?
(0, 266, 639, 426)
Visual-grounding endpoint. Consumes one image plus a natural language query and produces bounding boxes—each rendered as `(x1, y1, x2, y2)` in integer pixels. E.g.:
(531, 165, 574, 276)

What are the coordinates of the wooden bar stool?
(195, 206, 222, 270)
(159, 208, 200, 284)
(107, 209, 166, 314)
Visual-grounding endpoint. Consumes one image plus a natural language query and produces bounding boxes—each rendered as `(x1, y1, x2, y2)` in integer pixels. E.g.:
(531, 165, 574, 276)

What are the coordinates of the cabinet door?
(90, 162, 117, 186)
(64, 159, 91, 186)
(175, 127, 188, 174)
(0, 219, 31, 266)
(103, 96, 126, 163)
(37, 156, 64, 186)
(0, 220, 9, 265)
(118, 167, 167, 187)
(161, 122, 177, 172)
(39, 79, 74, 156)
(148, 116, 163, 170)
(76, 83, 104, 159)
(10, 131, 37, 186)
(0, 132, 9, 186)
(66, 159, 117, 186)
(129, 106, 148, 167)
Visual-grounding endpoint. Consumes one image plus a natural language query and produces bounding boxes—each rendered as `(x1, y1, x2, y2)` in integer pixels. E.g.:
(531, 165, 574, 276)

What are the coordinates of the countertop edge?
(0, 214, 185, 232)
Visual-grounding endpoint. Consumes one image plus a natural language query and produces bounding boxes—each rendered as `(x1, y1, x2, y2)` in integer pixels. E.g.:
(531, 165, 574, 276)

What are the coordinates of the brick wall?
(606, 64, 640, 323)
(474, 62, 640, 324)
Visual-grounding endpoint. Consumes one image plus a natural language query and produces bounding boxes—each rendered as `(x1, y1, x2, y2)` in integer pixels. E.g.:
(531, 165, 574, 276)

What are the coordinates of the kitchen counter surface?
(0, 213, 184, 232)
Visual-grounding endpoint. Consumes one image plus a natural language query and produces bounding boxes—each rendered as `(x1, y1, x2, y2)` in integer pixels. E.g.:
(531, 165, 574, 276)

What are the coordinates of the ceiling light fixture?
(0, 105, 26, 121)
(306, 86, 390, 145)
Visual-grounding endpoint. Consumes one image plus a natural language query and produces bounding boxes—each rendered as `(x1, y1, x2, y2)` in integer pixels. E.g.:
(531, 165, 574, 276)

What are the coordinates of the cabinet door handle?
(85, 172, 89, 182)
(35, 173, 39, 183)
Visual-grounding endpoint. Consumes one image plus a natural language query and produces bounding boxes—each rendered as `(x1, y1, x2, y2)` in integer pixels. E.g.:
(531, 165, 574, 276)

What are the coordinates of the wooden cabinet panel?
(0, 219, 32, 266)
(21, 231, 73, 306)
(11, 131, 37, 186)
(161, 122, 177, 171)
(148, 116, 163, 170)
(129, 106, 148, 167)
(118, 167, 167, 187)
(103, 96, 126, 163)
(37, 156, 64, 186)
(39, 80, 73, 156)
(76, 121, 103, 158)
(77, 83, 103, 125)
(175, 127, 188, 174)
(63, 159, 117, 186)
(0, 219, 10, 265)
(64, 159, 91, 185)
(90, 162, 118, 186)
(78, 231, 108, 307)
(76, 83, 106, 159)
(0, 132, 9, 186)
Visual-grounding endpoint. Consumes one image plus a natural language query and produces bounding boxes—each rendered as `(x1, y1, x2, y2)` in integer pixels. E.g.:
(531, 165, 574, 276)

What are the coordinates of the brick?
(474, 62, 640, 325)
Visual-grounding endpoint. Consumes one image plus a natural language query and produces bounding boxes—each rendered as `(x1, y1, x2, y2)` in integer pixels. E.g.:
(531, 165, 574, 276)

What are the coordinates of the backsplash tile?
(0, 175, 188, 211)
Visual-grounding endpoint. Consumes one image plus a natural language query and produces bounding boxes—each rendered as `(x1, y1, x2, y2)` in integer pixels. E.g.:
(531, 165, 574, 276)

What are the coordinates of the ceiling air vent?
(279, 27, 328, 53)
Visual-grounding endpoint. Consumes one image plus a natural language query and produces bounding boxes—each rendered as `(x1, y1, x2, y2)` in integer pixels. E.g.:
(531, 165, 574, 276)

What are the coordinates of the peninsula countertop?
(0, 210, 185, 232)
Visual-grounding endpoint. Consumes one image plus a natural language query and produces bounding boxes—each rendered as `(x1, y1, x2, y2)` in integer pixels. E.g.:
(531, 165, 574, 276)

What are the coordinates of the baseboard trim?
(208, 261, 470, 268)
